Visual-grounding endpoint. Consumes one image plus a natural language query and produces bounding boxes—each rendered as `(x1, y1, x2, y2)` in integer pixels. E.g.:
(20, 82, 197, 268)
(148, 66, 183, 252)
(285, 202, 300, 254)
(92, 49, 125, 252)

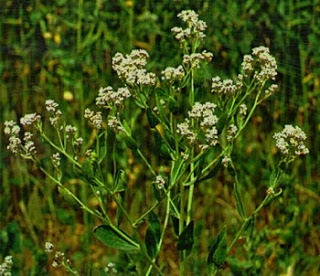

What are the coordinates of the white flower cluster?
(44, 242, 76, 273)
(96, 86, 131, 108)
(183, 50, 213, 69)
(84, 108, 103, 129)
(242, 46, 277, 83)
(211, 76, 238, 95)
(20, 113, 41, 126)
(161, 65, 185, 83)
(0, 256, 13, 276)
(171, 10, 207, 44)
(52, 152, 61, 168)
(112, 49, 156, 86)
(107, 116, 124, 133)
(45, 100, 62, 126)
(273, 125, 309, 157)
(4, 120, 37, 157)
(154, 175, 166, 190)
(177, 102, 219, 150)
(4, 120, 21, 154)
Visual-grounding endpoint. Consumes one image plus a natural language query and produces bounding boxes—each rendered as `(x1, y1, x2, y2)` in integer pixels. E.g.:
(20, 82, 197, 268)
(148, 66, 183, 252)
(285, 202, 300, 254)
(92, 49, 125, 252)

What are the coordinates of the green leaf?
(233, 180, 246, 219)
(146, 108, 159, 129)
(216, 113, 228, 134)
(145, 211, 161, 258)
(198, 158, 222, 183)
(171, 216, 180, 237)
(168, 96, 179, 114)
(152, 183, 162, 201)
(116, 194, 123, 227)
(243, 216, 255, 238)
(81, 158, 95, 180)
(207, 225, 227, 269)
(93, 225, 140, 251)
(58, 187, 80, 209)
(113, 169, 127, 194)
(120, 133, 138, 151)
(269, 167, 282, 188)
(177, 221, 194, 254)
(28, 187, 45, 230)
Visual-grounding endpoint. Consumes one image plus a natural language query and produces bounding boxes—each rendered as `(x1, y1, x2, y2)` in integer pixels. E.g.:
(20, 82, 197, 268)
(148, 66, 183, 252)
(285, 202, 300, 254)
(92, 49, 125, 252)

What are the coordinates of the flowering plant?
(4, 10, 309, 275)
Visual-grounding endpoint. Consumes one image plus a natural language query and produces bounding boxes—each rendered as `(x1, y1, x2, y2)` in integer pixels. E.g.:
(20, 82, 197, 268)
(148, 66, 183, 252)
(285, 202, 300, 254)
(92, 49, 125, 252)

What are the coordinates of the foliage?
(1, 1, 319, 275)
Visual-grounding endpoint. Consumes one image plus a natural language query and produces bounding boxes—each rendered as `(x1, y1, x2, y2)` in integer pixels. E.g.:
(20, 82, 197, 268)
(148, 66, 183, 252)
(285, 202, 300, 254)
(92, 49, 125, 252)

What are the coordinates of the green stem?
(39, 131, 81, 168)
(137, 148, 157, 177)
(145, 191, 171, 275)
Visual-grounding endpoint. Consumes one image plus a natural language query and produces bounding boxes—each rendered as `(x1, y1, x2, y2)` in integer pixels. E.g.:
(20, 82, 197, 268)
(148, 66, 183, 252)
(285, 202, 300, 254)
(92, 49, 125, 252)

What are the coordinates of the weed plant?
(3, 10, 311, 275)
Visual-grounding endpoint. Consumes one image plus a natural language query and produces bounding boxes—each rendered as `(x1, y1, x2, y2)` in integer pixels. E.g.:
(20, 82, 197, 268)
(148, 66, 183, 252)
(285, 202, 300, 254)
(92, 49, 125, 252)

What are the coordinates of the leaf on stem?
(93, 225, 140, 251)
(58, 187, 80, 209)
(207, 225, 227, 270)
(145, 211, 161, 258)
(243, 216, 254, 238)
(197, 158, 222, 183)
(177, 220, 194, 255)
(112, 169, 127, 194)
(116, 194, 123, 227)
(171, 216, 180, 237)
(233, 180, 246, 220)
(146, 108, 159, 129)
(268, 167, 282, 189)
(120, 133, 138, 151)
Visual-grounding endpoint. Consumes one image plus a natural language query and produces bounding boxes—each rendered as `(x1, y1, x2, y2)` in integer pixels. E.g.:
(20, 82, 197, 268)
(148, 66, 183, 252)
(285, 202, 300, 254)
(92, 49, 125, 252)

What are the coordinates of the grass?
(1, 1, 319, 275)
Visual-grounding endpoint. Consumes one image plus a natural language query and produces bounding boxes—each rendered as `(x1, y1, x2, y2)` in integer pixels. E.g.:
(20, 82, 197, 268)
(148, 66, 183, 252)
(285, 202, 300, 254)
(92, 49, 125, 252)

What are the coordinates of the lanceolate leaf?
(177, 220, 194, 253)
(233, 180, 246, 219)
(198, 158, 222, 183)
(93, 225, 140, 251)
(207, 225, 227, 269)
(113, 169, 127, 194)
(145, 211, 161, 258)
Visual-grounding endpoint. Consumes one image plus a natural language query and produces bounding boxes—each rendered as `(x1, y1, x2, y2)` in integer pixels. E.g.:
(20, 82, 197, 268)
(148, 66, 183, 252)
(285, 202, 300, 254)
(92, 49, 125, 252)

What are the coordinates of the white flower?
(273, 125, 309, 157)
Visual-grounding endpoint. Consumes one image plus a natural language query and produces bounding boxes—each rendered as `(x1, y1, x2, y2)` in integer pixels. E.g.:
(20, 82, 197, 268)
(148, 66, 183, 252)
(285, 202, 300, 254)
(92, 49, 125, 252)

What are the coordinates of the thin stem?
(40, 131, 81, 168)
(137, 148, 157, 177)
(145, 191, 171, 275)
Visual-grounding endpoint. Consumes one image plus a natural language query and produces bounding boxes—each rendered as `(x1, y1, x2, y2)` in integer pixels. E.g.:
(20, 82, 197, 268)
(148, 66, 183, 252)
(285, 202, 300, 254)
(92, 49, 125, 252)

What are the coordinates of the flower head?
(172, 10, 207, 44)
(161, 65, 185, 84)
(273, 125, 309, 158)
(112, 49, 156, 86)
(242, 46, 277, 82)
(154, 175, 166, 190)
(45, 100, 62, 126)
(177, 102, 219, 149)
(4, 120, 20, 136)
(96, 86, 131, 109)
(0, 255, 13, 275)
(183, 50, 213, 69)
(211, 76, 238, 95)
(84, 109, 102, 129)
(45, 242, 54, 253)
(20, 113, 41, 126)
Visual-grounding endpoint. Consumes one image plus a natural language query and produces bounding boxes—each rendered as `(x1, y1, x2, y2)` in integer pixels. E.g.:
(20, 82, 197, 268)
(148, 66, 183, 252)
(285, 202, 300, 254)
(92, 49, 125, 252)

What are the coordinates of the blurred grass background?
(0, 0, 319, 275)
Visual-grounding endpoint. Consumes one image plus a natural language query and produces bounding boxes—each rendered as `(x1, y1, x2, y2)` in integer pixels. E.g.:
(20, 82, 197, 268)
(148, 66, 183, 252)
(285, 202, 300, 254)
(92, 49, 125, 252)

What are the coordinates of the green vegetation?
(1, 1, 319, 275)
